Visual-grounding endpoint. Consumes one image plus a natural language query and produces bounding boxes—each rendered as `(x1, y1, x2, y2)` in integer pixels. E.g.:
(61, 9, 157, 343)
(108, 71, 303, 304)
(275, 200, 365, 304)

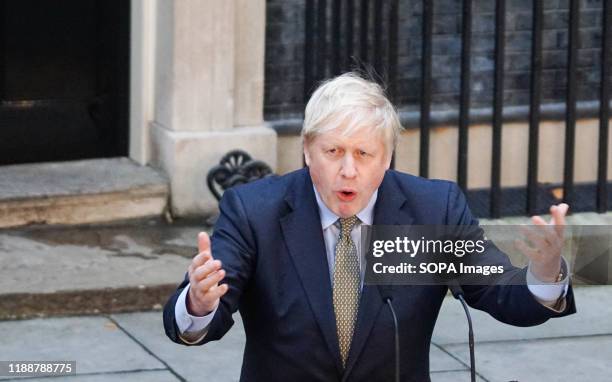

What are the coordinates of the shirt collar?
(313, 186, 378, 230)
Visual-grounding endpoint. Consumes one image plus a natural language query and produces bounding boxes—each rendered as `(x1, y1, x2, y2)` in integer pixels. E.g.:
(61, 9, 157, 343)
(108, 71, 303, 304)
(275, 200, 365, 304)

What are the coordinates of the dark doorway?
(0, 0, 129, 165)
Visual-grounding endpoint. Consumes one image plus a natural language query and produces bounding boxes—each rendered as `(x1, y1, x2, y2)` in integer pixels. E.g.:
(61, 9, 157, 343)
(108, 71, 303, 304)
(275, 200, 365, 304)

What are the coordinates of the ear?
(384, 150, 393, 170)
(303, 144, 311, 166)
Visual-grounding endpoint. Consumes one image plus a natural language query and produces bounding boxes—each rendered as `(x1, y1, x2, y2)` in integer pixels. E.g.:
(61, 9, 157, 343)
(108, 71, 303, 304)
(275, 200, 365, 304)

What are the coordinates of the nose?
(340, 154, 357, 178)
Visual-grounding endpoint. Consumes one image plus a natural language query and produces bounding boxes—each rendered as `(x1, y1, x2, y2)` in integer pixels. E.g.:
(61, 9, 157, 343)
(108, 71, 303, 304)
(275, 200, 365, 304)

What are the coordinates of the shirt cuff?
(175, 284, 217, 335)
(526, 257, 570, 303)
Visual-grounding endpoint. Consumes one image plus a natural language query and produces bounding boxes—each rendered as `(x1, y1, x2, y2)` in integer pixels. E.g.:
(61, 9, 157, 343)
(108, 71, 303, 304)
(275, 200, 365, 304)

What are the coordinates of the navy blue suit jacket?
(163, 168, 576, 381)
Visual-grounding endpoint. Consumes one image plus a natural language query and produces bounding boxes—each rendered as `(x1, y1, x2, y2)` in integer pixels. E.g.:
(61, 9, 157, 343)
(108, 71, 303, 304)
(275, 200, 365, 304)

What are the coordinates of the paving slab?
(430, 370, 487, 382)
(2, 305, 609, 382)
(113, 311, 479, 381)
(443, 335, 612, 382)
(433, 285, 612, 345)
(111, 311, 245, 382)
(0, 316, 164, 380)
(430, 345, 468, 372)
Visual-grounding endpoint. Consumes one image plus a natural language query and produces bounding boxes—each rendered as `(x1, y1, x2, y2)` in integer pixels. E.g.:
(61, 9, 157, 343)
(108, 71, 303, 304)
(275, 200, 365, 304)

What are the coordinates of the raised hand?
(186, 232, 229, 316)
(515, 203, 569, 282)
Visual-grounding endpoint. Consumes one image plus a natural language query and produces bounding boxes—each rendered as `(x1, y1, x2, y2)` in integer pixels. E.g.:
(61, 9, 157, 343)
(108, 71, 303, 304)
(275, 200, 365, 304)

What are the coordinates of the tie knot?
(339, 216, 359, 237)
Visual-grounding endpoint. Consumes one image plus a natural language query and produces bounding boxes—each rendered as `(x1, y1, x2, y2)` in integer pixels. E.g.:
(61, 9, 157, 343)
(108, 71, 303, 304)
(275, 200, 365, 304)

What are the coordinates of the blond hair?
(301, 72, 403, 154)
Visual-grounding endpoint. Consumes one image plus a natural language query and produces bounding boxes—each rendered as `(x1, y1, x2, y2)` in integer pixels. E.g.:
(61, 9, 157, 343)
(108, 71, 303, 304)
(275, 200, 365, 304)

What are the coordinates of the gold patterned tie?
(333, 216, 361, 367)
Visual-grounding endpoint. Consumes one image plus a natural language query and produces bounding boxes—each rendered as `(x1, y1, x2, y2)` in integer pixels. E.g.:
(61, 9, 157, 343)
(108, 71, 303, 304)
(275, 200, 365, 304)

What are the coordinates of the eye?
(359, 150, 368, 157)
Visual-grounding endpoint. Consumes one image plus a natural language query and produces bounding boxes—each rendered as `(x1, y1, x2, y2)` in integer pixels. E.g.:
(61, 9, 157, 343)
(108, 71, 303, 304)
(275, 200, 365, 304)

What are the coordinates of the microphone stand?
(385, 298, 400, 382)
(448, 284, 476, 382)
(378, 287, 400, 382)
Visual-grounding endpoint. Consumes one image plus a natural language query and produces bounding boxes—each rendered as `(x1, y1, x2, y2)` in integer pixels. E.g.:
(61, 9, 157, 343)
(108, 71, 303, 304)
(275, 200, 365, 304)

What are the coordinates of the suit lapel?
(343, 171, 415, 378)
(280, 169, 344, 374)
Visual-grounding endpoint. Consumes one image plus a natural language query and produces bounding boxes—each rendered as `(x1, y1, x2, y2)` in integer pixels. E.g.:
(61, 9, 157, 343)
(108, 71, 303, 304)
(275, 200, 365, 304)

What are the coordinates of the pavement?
(0, 218, 198, 319)
(0, 286, 610, 382)
(0, 216, 611, 381)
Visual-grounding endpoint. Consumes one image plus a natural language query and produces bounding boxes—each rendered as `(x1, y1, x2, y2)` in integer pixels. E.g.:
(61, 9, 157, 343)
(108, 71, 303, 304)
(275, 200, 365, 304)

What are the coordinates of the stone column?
(151, 0, 276, 216)
(234, 0, 266, 127)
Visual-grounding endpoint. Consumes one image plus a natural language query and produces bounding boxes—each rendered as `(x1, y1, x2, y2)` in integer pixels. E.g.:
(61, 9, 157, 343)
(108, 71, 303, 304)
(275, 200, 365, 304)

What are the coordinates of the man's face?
(304, 126, 391, 218)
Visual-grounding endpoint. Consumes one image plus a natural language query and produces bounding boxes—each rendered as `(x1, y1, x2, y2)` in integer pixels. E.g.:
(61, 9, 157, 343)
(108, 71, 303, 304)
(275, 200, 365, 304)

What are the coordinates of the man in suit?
(163, 73, 575, 381)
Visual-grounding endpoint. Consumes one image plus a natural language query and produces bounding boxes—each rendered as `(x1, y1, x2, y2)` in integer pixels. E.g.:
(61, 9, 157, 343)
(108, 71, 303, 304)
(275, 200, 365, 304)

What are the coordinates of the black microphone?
(448, 282, 476, 382)
(378, 286, 400, 382)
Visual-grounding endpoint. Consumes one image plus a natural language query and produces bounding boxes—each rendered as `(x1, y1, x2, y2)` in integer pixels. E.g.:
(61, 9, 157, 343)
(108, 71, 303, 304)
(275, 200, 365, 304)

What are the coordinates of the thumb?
(198, 232, 211, 254)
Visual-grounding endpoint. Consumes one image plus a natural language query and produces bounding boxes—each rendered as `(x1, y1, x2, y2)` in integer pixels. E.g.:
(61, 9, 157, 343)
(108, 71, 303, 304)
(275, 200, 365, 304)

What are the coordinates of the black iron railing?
(301, 0, 611, 218)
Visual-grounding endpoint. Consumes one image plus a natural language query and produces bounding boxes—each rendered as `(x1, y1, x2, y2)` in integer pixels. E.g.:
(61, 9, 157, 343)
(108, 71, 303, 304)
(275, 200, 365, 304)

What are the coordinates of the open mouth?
(336, 190, 357, 202)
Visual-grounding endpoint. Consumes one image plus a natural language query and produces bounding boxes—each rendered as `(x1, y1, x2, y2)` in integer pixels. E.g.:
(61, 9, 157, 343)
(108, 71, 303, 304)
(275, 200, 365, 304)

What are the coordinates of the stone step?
(0, 158, 170, 228)
(0, 218, 202, 320)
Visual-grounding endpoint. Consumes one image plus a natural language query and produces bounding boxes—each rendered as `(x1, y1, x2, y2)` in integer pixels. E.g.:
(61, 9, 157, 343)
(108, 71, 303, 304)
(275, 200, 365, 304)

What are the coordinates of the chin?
(336, 204, 359, 218)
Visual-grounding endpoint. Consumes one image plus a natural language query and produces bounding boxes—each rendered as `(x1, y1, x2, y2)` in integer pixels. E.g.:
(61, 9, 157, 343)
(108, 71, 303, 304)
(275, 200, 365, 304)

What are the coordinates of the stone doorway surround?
(130, 0, 277, 218)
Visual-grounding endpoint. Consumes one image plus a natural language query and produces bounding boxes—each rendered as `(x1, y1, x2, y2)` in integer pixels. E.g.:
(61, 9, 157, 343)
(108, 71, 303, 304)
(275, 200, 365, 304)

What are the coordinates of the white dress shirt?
(175, 186, 569, 341)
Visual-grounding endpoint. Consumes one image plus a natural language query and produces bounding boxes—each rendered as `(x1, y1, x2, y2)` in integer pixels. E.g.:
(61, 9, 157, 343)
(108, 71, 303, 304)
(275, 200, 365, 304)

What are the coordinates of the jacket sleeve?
(163, 187, 257, 345)
(444, 182, 576, 327)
